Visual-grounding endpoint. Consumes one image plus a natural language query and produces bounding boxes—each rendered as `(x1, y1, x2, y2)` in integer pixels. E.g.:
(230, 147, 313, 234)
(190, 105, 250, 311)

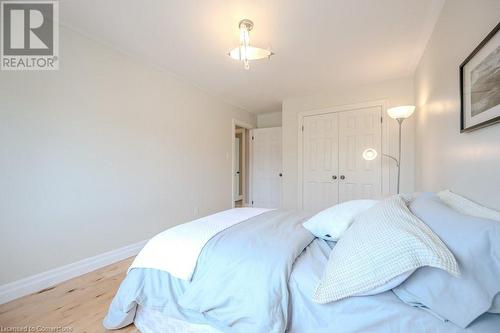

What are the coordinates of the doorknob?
(332, 175, 337, 180)
(340, 175, 345, 180)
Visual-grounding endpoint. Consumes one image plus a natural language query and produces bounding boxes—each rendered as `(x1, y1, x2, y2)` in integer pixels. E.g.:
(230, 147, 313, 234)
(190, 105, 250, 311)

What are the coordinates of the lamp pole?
(396, 118, 403, 194)
(381, 119, 403, 194)
(362, 105, 414, 195)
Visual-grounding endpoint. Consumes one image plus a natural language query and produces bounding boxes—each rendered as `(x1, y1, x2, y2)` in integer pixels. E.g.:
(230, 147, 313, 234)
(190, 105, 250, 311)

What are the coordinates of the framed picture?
(460, 22, 500, 132)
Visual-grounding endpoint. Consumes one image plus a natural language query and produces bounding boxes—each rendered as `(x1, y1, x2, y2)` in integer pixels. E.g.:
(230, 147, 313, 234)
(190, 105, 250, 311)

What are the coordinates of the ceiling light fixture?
(228, 19, 273, 70)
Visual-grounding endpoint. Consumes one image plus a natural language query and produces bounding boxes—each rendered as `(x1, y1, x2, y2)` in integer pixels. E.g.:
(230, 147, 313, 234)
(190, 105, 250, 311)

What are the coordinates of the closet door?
(302, 113, 339, 211)
(250, 127, 282, 208)
(338, 107, 382, 202)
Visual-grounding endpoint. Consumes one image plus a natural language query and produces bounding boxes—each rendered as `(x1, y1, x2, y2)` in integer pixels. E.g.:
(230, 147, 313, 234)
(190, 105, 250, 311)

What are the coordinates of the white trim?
(249, 128, 255, 206)
(297, 99, 392, 208)
(0, 239, 147, 305)
(235, 129, 247, 204)
(231, 119, 254, 208)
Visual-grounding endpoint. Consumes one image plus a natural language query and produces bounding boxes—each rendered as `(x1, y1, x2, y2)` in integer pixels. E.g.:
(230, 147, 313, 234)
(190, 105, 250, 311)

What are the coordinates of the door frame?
(232, 119, 254, 208)
(234, 128, 245, 201)
(297, 99, 394, 209)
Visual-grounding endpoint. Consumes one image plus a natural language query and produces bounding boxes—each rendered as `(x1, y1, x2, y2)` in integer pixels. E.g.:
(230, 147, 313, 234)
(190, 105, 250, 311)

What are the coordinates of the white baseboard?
(0, 239, 147, 305)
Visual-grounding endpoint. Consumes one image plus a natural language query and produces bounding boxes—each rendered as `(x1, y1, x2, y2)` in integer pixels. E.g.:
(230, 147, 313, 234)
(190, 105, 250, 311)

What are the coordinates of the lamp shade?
(387, 105, 415, 119)
(362, 148, 378, 161)
(229, 46, 272, 61)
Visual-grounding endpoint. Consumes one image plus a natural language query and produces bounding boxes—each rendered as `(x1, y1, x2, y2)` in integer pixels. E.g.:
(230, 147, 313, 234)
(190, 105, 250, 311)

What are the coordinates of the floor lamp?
(362, 105, 415, 194)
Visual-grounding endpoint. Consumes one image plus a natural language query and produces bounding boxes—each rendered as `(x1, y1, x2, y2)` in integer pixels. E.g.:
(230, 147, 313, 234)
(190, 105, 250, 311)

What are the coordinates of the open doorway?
(232, 121, 252, 208)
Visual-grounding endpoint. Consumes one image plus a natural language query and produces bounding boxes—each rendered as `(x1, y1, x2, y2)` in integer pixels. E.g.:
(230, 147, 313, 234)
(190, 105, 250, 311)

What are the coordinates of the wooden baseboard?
(0, 240, 147, 305)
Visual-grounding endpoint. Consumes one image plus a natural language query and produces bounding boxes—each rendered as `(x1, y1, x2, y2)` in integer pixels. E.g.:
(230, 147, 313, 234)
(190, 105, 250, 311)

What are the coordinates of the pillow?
(302, 200, 378, 241)
(393, 195, 500, 328)
(312, 196, 459, 304)
(437, 190, 500, 315)
(437, 189, 500, 222)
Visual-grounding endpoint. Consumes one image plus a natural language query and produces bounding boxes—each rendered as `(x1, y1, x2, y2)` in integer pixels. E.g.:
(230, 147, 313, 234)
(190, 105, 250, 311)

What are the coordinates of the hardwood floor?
(0, 257, 138, 333)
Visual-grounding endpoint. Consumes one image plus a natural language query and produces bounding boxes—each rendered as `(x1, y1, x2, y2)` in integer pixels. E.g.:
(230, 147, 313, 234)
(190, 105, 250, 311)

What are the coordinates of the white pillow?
(313, 196, 459, 304)
(437, 190, 500, 222)
(302, 200, 378, 241)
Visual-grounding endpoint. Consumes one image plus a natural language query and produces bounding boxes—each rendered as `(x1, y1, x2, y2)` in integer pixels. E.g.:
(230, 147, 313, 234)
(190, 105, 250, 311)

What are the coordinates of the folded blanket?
(130, 207, 273, 280)
(104, 209, 314, 333)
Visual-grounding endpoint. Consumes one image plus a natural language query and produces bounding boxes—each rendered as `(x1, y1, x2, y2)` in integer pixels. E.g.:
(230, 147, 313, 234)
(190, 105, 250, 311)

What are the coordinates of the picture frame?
(460, 21, 500, 132)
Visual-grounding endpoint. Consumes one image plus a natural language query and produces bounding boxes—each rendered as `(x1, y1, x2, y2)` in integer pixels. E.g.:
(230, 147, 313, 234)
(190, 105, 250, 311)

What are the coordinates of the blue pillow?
(490, 293, 500, 313)
(393, 194, 500, 328)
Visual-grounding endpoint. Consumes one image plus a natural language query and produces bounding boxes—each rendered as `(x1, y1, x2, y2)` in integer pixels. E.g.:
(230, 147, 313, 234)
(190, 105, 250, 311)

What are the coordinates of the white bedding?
(130, 207, 273, 280)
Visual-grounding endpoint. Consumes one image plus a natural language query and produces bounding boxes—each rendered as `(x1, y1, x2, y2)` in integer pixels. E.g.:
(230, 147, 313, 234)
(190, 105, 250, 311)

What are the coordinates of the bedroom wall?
(414, 0, 500, 210)
(257, 111, 282, 128)
(282, 76, 415, 209)
(0, 26, 256, 285)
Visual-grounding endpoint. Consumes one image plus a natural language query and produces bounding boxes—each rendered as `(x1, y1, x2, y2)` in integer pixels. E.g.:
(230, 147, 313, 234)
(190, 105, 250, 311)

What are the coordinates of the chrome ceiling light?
(228, 19, 273, 70)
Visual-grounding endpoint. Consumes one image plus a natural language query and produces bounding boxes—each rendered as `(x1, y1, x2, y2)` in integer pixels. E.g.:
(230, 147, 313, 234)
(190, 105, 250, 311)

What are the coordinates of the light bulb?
(362, 148, 378, 161)
(239, 24, 249, 45)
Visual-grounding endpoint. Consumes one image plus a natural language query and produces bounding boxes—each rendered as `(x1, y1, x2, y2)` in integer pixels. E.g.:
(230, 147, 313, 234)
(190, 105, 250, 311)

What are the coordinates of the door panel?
(301, 106, 382, 210)
(302, 113, 339, 211)
(250, 127, 282, 208)
(338, 107, 382, 202)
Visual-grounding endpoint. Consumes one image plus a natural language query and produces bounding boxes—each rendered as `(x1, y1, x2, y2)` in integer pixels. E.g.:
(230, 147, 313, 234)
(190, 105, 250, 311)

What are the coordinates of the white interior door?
(234, 136, 240, 200)
(302, 113, 340, 211)
(250, 127, 282, 208)
(338, 107, 382, 201)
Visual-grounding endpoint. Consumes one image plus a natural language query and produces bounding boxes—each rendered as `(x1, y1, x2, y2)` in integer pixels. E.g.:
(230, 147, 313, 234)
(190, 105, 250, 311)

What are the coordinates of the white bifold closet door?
(303, 113, 340, 212)
(302, 106, 382, 211)
(250, 127, 282, 208)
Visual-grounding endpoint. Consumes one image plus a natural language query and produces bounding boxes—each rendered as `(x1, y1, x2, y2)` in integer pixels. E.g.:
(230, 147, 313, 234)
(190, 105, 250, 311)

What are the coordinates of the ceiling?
(60, 0, 443, 114)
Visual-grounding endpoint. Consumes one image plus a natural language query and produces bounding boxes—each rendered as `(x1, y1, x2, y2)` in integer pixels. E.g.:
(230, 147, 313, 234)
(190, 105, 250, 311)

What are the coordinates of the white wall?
(414, 0, 500, 210)
(0, 27, 256, 285)
(257, 111, 282, 128)
(282, 76, 415, 209)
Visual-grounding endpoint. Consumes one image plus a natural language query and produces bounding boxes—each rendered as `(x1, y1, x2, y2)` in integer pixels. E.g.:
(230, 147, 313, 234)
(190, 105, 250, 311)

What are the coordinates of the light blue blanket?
(103, 210, 314, 333)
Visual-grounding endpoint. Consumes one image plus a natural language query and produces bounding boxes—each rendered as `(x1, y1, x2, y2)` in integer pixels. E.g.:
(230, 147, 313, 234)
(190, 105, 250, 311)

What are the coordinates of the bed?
(104, 194, 500, 332)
